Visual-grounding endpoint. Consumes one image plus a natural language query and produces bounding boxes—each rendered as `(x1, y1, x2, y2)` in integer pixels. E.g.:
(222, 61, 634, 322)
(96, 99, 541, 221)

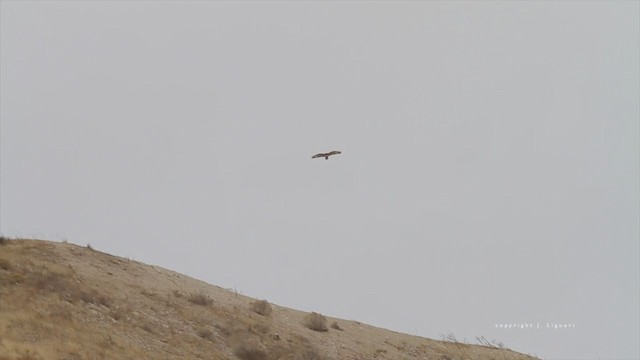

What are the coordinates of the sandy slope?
(0, 239, 539, 360)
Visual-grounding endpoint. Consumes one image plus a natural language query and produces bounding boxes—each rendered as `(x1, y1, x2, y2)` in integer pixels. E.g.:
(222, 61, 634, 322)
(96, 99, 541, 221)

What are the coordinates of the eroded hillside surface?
(0, 239, 539, 360)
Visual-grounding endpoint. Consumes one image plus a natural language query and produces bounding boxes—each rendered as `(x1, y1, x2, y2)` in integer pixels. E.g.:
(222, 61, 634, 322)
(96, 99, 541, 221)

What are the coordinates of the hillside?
(0, 238, 539, 360)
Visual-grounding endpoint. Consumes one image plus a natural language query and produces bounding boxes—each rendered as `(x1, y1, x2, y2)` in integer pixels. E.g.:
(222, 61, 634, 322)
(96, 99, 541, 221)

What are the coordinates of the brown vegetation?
(233, 342, 268, 360)
(187, 291, 214, 306)
(0, 239, 540, 360)
(250, 299, 273, 316)
(303, 312, 329, 332)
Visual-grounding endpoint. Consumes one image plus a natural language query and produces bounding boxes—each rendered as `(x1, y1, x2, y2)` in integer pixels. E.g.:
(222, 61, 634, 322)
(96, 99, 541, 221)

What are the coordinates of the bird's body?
(312, 150, 341, 160)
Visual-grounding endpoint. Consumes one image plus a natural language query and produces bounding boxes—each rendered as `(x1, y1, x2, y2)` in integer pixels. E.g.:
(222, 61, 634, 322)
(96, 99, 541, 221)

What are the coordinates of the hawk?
(312, 150, 341, 160)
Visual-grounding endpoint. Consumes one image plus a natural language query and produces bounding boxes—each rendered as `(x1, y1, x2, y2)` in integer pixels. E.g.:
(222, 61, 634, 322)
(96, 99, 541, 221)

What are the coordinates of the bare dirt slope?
(0, 239, 539, 360)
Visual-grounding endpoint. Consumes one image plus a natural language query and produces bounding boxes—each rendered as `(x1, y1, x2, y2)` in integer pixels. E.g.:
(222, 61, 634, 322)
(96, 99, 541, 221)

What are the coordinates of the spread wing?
(311, 150, 342, 159)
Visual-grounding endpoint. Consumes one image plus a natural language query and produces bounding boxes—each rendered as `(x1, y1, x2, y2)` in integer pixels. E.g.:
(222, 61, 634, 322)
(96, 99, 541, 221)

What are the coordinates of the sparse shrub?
(475, 336, 507, 349)
(234, 343, 268, 360)
(250, 299, 272, 316)
(0, 236, 8, 245)
(31, 268, 70, 293)
(86, 243, 93, 250)
(172, 289, 183, 298)
(75, 289, 111, 307)
(188, 292, 213, 306)
(64, 285, 112, 307)
(303, 312, 328, 332)
(165, 299, 183, 312)
(249, 322, 270, 335)
(197, 327, 214, 341)
(140, 289, 157, 298)
(0, 258, 11, 271)
(214, 321, 232, 337)
(330, 321, 343, 331)
(440, 332, 465, 350)
(21, 265, 112, 307)
(441, 332, 459, 343)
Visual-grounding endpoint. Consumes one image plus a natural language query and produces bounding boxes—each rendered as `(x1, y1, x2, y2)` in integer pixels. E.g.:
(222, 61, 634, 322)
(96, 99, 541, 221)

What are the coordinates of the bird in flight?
(312, 150, 342, 160)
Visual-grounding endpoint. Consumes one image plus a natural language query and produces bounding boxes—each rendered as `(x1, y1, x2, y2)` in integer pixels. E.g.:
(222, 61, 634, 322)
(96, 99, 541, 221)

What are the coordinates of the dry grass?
(0, 260, 112, 308)
(476, 335, 500, 348)
(41, 270, 110, 306)
(250, 299, 272, 316)
(233, 342, 268, 360)
(197, 327, 215, 341)
(187, 292, 214, 306)
(0, 258, 11, 271)
(138, 322, 155, 334)
(0, 239, 540, 360)
(303, 312, 328, 332)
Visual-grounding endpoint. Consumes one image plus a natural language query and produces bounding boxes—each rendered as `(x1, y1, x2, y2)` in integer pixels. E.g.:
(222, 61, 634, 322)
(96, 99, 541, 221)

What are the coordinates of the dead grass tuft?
(303, 312, 328, 332)
(22, 266, 113, 307)
(234, 342, 268, 360)
(69, 287, 112, 307)
(0, 272, 25, 286)
(441, 332, 460, 343)
(475, 335, 508, 349)
(139, 322, 155, 334)
(249, 321, 270, 335)
(31, 268, 68, 293)
(0, 258, 11, 271)
(187, 292, 213, 306)
(140, 289, 157, 298)
(250, 299, 272, 316)
(197, 327, 215, 341)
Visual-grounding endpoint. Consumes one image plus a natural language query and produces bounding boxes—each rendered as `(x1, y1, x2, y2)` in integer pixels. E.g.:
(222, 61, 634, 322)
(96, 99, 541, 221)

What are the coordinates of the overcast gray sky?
(1, 1, 638, 359)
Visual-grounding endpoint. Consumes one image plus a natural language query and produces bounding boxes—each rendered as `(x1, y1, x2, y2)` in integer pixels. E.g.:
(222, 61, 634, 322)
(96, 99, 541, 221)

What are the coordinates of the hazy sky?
(1, 1, 638, 359)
